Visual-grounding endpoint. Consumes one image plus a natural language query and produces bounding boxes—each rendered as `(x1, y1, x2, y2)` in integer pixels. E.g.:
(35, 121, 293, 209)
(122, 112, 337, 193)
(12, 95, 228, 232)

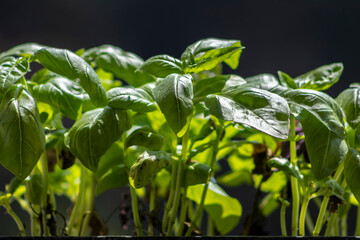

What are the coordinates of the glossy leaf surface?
(35, 47, 107, 107)
(336, 85, 360, 129)
(31, 77, 84, 120)
(83, 45, 155, 87)
(344, 149, 360, 203)
(153, 74, 193, 137)
(107, 87, 157, 112)
(293, 63, 343, 91)
(181, 38, 244, 73)
(193, 75, 246, 98)
(0, 43, 46, 59)
(0, 57, 29, 94)
(205, 87, 290, 139)
(187, 180, 242, 234)
(300, 110, 348, 180)
(139, 54, 184, 78)
(0, 86, 45, 179)
(268, 157, 304, 185)
(65, 107, 132, 171)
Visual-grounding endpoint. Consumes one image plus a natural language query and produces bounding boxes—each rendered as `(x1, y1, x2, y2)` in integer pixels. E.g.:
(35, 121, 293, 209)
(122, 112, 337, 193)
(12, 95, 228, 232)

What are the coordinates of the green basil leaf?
(268, 157, 304, 186)
(283, 89, 345, 138)
(125, 127, 165, 150)
(300, 110, 348, 180)
(181, 38, 244, 73)
(30, 68, 60, 84)
(244, 73, 287, 94)
(107, 87, 157, 113)
(193, 75, 246, 98)
(34, 47, 107, 107)
(0, 43, 46, 59)
(216, 170, 253, 187)
(65, 107, 132, 171)
(187, 180, 242, 234)
(31, 77, 84, 120)
(205, 87, 290, 139)
(129, 151, 171, 188)
(0, 57, 29, 94)
(0, 86, 45, 179)
(96, 164, 128, 196)
(294, 63, 344, 91)
(183, 161, 211, 186)
(96, 141, 124, 179)
(323, 179, 345, 202)
(153, 74, 193, 137)
(278, 71, 297, 89)
(336, 85, 360, 129)
(344, 149, 360, 203)
(139, 54, 184, 78)
(83, 45, 155, 87)
(25, 174, 42, 205)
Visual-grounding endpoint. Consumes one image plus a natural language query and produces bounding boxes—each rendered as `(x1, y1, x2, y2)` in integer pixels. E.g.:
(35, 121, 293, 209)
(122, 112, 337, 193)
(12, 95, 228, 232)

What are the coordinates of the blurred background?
(0, 0, 360, 236)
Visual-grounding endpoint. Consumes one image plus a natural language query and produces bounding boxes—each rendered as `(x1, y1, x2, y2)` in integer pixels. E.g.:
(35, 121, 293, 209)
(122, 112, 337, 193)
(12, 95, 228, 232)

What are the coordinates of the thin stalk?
(299, 182, 315, 236)
(130, 186, 143, 236)
(148, 180, 156, 236)
(20, 76, 28, 89)
(31, 205, 40, 236)
(207, 216, 214, 236)
(289, 114, 299, 236)
(280, 204, 287, 236)
(5, 203, 26, 236)
(355, 206, 360, 236)
(324, 213, 336, 236)
(341, 214, 347, 236)
(162, 136, 178, 233)
(176, 188, 187, 236)
(167, 129, 190, 236)
(334, 216, 339, 236)
(40, 151, 49, 236)
(305, 209, 314, 234)
(313, 196, 330, 236)
(79, 172, 95, 236)
(185, 125, 222, 236)
(67, 162, 87, 235)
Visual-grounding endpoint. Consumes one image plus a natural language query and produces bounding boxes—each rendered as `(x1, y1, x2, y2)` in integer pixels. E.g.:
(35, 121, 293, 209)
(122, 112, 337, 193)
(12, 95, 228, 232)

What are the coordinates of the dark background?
(0, 0, 360, 236)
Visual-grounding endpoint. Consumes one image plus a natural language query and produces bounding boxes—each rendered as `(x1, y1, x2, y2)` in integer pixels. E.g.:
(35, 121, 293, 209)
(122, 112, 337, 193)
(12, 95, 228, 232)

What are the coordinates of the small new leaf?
(139, 54, 184, 78)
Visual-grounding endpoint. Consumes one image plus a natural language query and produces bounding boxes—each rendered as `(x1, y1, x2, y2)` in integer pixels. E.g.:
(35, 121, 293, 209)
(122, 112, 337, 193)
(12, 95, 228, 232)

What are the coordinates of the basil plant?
(0, 38, 358, 237)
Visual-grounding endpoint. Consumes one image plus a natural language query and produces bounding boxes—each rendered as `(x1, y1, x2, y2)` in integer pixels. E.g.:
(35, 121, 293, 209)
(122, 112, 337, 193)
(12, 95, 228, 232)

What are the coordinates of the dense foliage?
(0, 38, 358, 236)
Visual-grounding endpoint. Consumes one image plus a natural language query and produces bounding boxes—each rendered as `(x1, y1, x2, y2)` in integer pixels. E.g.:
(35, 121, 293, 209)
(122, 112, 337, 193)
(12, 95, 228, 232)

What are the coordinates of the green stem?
(20, 76, 28, 89)
(185, 124, 222, 236)
(280, 204, 287, 236)
(176, 188, 188, 236)
(67, 162, 87, 235)
(79, 172, 95, 236)
(207, 216, 214, 236)
(324, 213, 336, 236)
(341, 214, 347, 236)
(355, 206, 360, 235)
(313, 196, 330, 236)
(305, 209, 314, 234)
(40, 151, 49, 236)
(299, 182, 316, 236)
(130, 186, 143, 236)
(167, 130, 190, 236)
(162, 147, 178, 233)
(31, 205, 40, 236)
(289, 114, 299, 236)
(5, 203, 26, 236)
(148, 180, 156, 236)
